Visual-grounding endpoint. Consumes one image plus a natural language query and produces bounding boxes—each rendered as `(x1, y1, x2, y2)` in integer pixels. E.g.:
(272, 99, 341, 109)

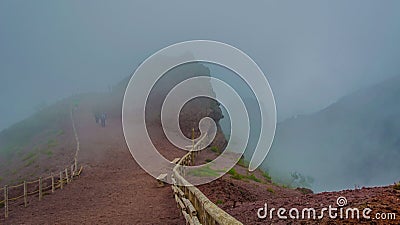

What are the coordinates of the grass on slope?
(188, 165, 225, 177)
(0, 98, 73, 160)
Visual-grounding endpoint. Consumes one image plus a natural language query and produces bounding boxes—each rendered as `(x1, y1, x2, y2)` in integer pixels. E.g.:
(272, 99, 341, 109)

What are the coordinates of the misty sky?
(1, 1, 400, 131)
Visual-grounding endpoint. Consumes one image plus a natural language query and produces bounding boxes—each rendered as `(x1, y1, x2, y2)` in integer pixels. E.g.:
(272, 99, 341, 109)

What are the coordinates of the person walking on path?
(100, 112, 107, 128)
(95, 112, 100, 124)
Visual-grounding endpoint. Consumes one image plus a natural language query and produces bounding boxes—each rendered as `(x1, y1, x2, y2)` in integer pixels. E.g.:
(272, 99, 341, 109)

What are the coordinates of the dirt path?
(2, 101, 185, 224)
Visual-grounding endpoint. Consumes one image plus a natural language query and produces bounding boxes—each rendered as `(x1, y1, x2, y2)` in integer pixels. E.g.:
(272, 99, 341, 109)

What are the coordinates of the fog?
(1, 0, 400, 131)
(1, 1, 400, 193)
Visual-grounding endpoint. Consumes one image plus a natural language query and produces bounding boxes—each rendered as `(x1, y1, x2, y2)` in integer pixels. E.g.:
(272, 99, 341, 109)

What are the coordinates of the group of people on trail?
(95, 112, 107, 127)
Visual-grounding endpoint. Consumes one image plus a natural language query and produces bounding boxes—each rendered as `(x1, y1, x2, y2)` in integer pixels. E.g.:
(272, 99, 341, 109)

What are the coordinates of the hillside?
(0, 62, 227, 224)
(1, 69, 399, 224)
(195, 74, 400, 224)
(0, 96, 79, 185)
(0, 92, 187, 224)
(264, 75, 400, 192)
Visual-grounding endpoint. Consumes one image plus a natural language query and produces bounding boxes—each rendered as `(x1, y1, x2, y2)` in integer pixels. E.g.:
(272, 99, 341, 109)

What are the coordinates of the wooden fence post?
(192, 128, 195, 148)
(24, 181, 27, 207)
(74, 158, 78, 174)
(39, 177, 42, 201)
(4, 185, 8, 218)
(71, 165, 74, 180)
(65, 168, 69, 183)
(51, 174, 55, 193)
(60, 171, 63, 189)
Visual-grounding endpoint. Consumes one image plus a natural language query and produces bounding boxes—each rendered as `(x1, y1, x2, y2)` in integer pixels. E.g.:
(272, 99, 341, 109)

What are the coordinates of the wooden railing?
(0, 164, 83, 218)
(0, 107, 83, 219)
(171, 132, 243, 225)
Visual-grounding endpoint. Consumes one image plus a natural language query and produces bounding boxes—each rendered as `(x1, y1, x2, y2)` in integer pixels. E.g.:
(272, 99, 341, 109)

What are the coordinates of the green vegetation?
(261, 171, 272, 182)
(39, 138, 57, 157)
(22, 152, 37, 162)
(227, 168, 236, 175)
(267, 187, 275, 193)
(215, 199, 224, 205)
(41, 149, 53, 156)
(205, 159, 213, 163)
(210, 146, 220, 154)
(246, 173, 261, 183)
(296, 187, 314, 194)
(0, 99, 69, 160)
(227, 168, 244, 180)
(11, 169, 18, 175)
(0, 145, 22, 159)
(228, 168, 264, 183)
(23, 151, 38, 167)
(56, 129, 65, 136)
(235, 157, 271, 183)
(24, 157, 36, 167)
(237, 158, 249, 168)
(22, 148, 38, 167)
(47, 139, 57, 148)
(188, 165, 224, 177)
(5, 136, 57, 174)
(394, 182, 400, 190)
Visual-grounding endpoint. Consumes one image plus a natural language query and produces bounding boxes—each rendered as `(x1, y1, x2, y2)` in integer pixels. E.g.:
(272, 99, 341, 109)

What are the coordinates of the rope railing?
(171, 131, 243, 225)
(1, 107, 83, 219)
(70, 108, 80, 173)
(1, 164, 83, 218)
(8, 183, 24, 189)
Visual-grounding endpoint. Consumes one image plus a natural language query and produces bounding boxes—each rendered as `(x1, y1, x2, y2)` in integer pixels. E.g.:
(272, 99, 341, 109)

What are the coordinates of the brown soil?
(225, 185, 400, 224)
(0, 112, 76, 186)
(197, 151, 400, 225)
(1, 93, 399, 225)
(1, 97, 185, 225)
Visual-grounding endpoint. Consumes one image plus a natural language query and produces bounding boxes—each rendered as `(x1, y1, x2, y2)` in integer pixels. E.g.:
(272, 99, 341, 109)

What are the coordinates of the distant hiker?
(95, 112, 100, 124)
(100, 112, 107, 127)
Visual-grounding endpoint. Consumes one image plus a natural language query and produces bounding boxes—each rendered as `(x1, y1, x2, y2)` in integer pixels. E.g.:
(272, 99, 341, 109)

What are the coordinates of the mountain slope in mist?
(264, 75, 400, 192)
(0, 61, 227, 185)
(0, 97, 79, 185)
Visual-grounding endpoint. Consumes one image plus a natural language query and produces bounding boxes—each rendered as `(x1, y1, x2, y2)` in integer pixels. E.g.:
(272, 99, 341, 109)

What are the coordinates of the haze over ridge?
(1, 0, 400, 131)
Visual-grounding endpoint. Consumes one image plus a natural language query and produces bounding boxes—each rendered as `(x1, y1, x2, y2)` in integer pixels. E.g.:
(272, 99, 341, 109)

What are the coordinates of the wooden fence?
(0, 164, 83, 219)
(171, 132, 243, 225)
(0, 108, 83, 219)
